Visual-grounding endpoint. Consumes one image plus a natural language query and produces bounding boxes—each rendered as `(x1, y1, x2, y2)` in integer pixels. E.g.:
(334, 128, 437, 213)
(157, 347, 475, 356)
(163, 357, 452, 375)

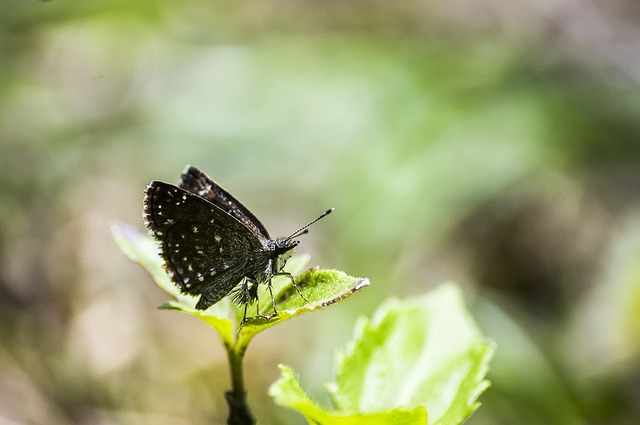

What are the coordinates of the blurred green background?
(2, 1, 640, 424)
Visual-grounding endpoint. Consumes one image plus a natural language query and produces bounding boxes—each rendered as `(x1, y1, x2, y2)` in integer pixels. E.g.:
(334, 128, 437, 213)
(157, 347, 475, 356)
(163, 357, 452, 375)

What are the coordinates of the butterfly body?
(143, 166, 331, 317)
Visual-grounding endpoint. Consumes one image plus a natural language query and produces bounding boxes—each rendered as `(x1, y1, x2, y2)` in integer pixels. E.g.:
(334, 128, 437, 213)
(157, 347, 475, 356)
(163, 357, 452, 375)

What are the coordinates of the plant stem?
(225, 344, 255, 425)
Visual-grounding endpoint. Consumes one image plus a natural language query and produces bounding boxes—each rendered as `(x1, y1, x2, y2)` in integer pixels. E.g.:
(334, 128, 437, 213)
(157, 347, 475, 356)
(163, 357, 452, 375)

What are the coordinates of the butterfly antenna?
(287, 208, 334, 240)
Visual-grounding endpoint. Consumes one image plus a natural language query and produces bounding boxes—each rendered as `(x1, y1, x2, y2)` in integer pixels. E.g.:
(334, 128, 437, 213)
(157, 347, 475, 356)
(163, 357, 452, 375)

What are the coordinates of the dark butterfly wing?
(179, 165, 271, 241)
(143, 181, 263, 309)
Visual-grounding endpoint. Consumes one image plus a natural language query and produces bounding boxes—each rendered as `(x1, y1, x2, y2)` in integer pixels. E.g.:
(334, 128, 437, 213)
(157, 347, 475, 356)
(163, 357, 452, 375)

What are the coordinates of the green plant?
(112, 222, 493, 424)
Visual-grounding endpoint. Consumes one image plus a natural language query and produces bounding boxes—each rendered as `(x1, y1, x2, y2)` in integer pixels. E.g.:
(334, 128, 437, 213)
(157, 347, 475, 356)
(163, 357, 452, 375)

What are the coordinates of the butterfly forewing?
(179, 165, 270, 241)
(143, 181, 263, 309)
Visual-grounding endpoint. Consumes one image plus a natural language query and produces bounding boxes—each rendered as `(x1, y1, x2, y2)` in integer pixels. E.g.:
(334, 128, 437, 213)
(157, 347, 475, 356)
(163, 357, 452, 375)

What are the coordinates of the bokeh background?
(2, 1, 640, 424)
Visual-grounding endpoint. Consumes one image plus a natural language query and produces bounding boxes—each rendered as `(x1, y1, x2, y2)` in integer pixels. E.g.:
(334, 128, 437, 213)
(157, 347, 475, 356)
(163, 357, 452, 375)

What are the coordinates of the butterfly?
(143, 165, 333, 320)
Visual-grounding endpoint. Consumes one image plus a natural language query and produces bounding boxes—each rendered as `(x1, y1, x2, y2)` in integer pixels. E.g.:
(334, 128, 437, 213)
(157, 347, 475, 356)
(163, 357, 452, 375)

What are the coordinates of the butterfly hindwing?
(179, 165, 271, 241)
(143, 181, 263, 309)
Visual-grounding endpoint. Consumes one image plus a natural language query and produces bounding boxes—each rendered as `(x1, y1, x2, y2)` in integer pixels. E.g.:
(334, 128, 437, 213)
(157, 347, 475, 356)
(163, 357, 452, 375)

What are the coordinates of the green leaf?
(111, 221, 186, 300)
(269, 365, 427, 425)
(270, 284, 494, 425)
(111, 222, 369, 346)
(240, 268, 370, 334)
(330, 284, 493, 425)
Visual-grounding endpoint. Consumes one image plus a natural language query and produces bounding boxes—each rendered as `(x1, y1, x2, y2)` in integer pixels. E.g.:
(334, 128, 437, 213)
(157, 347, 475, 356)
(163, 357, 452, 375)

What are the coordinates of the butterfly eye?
(275, 238, 298, 254)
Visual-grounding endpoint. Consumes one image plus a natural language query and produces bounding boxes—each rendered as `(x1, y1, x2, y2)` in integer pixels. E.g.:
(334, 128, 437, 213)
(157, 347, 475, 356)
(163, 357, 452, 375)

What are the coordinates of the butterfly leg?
(238, 278, 252, 325)
(241, 301, 249, 326)
(274, 272, 309, 302)
(254, 291, 260, 317)
(243, 278, 275, 320)
(253, 281, 264, 317)
(236, 300, 255, 335)
(267, 281, 278, 313)
(254, 283, 277, 321)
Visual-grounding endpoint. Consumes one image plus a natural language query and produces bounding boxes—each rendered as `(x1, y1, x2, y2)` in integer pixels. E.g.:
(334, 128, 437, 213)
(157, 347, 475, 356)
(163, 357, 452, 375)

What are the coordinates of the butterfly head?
(269, 237, 298, 272)
(271, 208, 334, 270)
(275, 237, 300, 256)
